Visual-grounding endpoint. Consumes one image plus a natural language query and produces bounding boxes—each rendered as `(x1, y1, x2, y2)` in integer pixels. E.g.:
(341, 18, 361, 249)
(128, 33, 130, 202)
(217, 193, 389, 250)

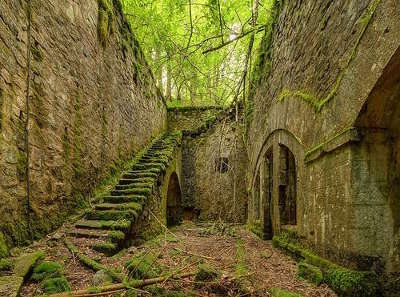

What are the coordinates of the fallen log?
(50, 272, 195, 297)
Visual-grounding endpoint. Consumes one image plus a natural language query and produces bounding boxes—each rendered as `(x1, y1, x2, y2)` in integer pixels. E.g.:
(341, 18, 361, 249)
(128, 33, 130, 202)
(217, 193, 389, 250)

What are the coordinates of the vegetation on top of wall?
(272, 233, 379, 296)
(277, 0, 382, 112)
(167, 106, 223, 113)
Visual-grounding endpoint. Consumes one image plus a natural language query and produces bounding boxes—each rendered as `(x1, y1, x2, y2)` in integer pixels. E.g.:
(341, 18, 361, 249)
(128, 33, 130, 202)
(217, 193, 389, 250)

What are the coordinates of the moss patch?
(297, 262, 323, 285)
(269, 287, 304, 297)
(42, 276, 70, 294)
(0, 233, 9, 259)
(235, 239, 248, 277)
(31, 261, 63, 281)
(0, 259, 13, 272)
(272, 234, 378, 296)
(125, 252, 161, 279)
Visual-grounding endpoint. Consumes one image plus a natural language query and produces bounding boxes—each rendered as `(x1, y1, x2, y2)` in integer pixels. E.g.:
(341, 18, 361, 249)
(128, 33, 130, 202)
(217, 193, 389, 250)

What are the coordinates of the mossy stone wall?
(0, 0, 167, 250)
(248, 0, 400, 274)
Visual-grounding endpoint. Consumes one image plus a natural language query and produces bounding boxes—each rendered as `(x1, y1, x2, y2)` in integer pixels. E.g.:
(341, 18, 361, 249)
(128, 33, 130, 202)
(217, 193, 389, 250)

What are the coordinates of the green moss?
(0, 259, 13, 272)
(42, 276, 70, 294)
(325, 267, 378, 297)
(97, 0, 114, 47)
(272, 234, 378, 296)
(31, 261, 63, 281)
(13, 251, 44, 278)
(0, 233, 9, 259)
(297, 262, 323, 285)
(86, 209, 137, 221)
(277, 0, 381, 112)
(16, 149, 27, 181)
(108, 231, 126, 242)
(195, 264, 220, 282)
(269, 287, 304, 297)
(125, 252, 161, 279)
(93, 242, 118, 255)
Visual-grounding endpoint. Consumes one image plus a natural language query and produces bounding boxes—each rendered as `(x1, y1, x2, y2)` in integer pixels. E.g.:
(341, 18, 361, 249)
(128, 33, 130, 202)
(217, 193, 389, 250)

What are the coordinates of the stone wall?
(0, 0, 167, 250)
(168, 108, 248, 223)
(167, 106, 222, 132)
(248, 0, 400, 273)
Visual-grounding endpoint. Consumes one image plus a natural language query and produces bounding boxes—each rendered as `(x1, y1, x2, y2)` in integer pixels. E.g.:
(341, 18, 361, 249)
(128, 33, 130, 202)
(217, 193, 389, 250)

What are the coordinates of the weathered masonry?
(0, 0, 166, 251)
(168, 107, 248, 223)
(247, 0, 400, 276)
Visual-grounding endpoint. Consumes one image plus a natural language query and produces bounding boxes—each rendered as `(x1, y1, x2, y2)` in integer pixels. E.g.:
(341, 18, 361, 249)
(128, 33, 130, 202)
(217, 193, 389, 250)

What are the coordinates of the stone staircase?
(67, 132, 181, 255)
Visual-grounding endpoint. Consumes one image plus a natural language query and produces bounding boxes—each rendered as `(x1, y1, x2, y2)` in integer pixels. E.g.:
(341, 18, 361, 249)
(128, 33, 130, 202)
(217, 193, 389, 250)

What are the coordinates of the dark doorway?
(167, 172, 182, 227)
(278, 145, 297, 227)
(263, 150, 273, 240)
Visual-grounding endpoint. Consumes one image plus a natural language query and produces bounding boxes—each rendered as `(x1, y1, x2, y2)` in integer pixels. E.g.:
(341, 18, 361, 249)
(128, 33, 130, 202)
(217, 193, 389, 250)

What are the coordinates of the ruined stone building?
(0, 0, 399, 295)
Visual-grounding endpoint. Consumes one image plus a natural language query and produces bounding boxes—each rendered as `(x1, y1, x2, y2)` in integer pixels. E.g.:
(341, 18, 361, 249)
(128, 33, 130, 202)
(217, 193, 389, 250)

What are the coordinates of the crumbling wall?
(0, 0, 167, 250)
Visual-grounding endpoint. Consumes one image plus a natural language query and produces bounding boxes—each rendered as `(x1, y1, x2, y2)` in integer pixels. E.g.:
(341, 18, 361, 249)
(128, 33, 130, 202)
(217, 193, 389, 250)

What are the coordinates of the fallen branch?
(50, 272, 195, 297)
(64, 239, 123, 282)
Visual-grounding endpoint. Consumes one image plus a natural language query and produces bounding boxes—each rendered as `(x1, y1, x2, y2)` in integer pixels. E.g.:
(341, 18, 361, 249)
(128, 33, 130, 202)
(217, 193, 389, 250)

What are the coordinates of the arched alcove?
(166, 172, 183, 227)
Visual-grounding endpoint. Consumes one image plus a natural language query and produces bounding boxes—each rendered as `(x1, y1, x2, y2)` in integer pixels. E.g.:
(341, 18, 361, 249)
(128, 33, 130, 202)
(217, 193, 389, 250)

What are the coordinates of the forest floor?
(20, 221, 337, 297)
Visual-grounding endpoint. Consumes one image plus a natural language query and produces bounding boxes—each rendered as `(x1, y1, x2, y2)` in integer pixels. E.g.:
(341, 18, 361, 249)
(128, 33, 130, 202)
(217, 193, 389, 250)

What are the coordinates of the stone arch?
(250, 129, 304, 238)
(354, 46, 400, 272)
(166, 172, 182, 227)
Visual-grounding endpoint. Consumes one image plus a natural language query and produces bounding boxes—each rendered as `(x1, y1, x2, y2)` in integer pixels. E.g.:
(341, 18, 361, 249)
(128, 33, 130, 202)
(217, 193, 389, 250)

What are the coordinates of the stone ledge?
(305, 127, 361, 163)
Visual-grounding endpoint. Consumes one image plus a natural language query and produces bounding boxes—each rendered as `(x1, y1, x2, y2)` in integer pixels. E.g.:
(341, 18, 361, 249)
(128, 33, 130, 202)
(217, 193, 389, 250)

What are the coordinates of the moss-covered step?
(123, 172, 158, 179)
(118, 177, 155, 185)
(102, 195, 146, 204)
(67, 228, 124, 242)
(75, 219, 131, 231)
(114, 182, 154, 191)
(110, 188, 152, 196)
(95, 202, 142, 211)
(85, 209, 138, 221)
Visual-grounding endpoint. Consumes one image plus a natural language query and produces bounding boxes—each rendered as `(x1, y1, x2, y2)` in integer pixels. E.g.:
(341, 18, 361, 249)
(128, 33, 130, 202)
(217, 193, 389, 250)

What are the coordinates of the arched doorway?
(263, 149, 273, 240)
(278, 145, 297, 227)
(166, 172, 182, 227)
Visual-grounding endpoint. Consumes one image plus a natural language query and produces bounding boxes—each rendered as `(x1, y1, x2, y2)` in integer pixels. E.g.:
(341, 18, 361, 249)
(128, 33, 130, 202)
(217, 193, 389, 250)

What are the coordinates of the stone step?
(115, 182, 154, 191)
(95, 202, 142, 211)
(111, 188, 152, 196)
(123, 172, 158, 179)
(68, 228, 114, 240)
(103, 195, 146, 203)
(75, 219, 131, 231)
(131, 164, 163, 173)
(118, 178, 155, 185)
(85, 209, 138, 221)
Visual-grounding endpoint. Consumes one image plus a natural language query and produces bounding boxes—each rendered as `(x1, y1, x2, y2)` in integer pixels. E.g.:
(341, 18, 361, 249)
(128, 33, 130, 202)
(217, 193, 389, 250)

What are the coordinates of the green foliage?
(297, 262, 323, 285)
(122, 0, 278, 107)
(42, 276, 71, 294)
(324, 267, 378, 297)
(0, 232, 9, 259)
(0, 259, 13, 271)
(31, 261, 63, 281)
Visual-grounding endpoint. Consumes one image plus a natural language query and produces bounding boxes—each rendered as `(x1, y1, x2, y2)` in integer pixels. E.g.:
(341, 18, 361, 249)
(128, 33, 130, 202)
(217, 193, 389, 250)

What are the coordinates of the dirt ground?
(20, 221, 337, 296)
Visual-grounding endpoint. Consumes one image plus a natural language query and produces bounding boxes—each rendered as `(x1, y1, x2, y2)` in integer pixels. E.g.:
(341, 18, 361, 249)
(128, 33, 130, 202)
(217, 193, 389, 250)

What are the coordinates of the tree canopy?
(121, 0, 275, 107)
